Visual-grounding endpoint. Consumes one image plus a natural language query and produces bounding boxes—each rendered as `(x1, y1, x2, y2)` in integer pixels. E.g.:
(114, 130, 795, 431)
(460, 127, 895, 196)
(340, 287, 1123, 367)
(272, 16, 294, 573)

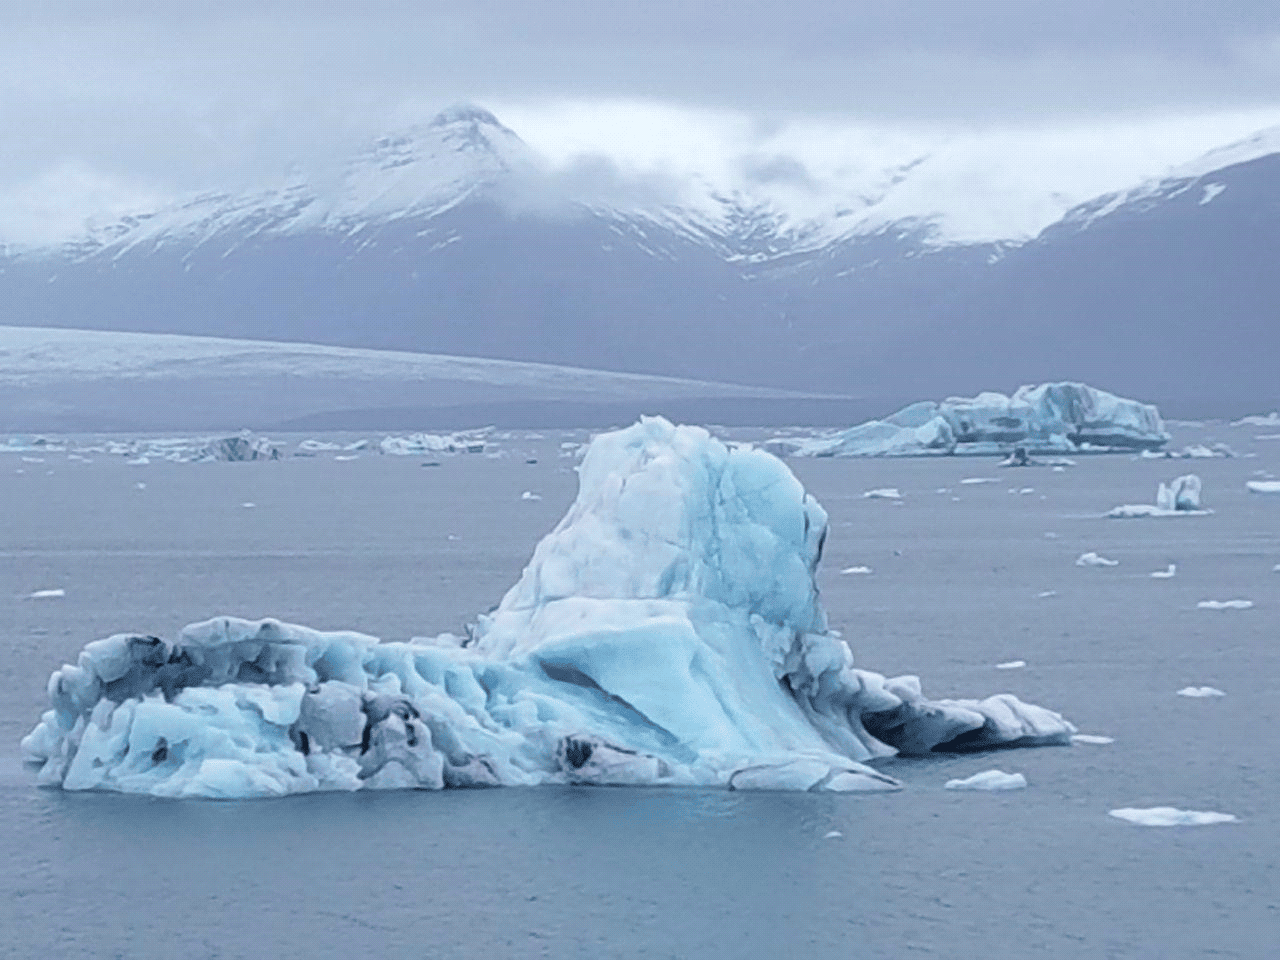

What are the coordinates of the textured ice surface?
(797, 383, 1168, 457)
(1109, 807, 1237, 827)
(944, 770, 1027, 791)
(21, 417, 1075, 798)
(1076, 552, 1119, 567)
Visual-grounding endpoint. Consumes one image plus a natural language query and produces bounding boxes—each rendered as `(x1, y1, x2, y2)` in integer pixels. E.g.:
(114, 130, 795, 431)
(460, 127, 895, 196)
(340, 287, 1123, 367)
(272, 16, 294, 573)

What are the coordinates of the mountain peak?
(428, 103, 507, 130)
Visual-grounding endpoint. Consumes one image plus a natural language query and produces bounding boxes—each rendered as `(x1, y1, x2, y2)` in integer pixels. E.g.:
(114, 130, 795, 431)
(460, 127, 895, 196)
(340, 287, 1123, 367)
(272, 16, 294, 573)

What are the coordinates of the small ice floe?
(1109, 807, 1237, 827)
(1246, 480, 1280, 494)
(1108, 474, 1208, 518)
(241, 502, 256, 509)
(840, 566, 873, 575)
(1019, 487, 1035, 495)
(1044, 532, 1059, 539)
(20, 456, 44, 463)
(823, 830, 843, 840)
(863, 488, 902, 500)
(127, 456, 149, 466)
(996, 660, 1026, 670)
(27, 588, 65, 599)
(521, 491, 543, 501)
(960, 477, 998, 485)
(1071, 734, 1114, 745)
(1177, 686, 1226, 698)
(1274, 564, 1280, 573)
(935, 487, 950, 494)
(944, 770, 1027, 791)
(333, 454, 360, 461)
(1037, 590, 1058, 598)
(1076, 552, 1119, 567)
(1197, 600, 1253, 610)
(1150, 564, 1177, 579)
(447, 534, 461, 541)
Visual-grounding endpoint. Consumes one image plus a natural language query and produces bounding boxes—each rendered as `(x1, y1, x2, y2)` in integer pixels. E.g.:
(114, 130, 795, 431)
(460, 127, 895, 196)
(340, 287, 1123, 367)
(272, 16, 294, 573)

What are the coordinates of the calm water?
(2, 423, 1277, 959)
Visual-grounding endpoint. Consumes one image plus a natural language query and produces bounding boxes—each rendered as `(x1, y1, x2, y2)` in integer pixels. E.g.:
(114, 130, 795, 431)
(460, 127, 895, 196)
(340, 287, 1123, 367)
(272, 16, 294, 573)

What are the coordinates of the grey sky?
(3, 0, 1280, 240)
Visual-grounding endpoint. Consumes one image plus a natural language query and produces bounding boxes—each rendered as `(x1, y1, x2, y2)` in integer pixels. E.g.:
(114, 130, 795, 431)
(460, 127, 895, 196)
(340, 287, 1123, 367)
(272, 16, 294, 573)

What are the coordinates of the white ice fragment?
(1019, 487, 1034, 495)
(21, 456, 44, 463)
(333, 454, 359, 461)
(241, 502, 256, 509)
(1246, 480, 1280, 494)
(840, 566, 872, 574)
(960, 477, 998, 485)
(1076, 552, 1118, 567)
(520, 491, 543, 501)
(995, 660, 1026, 670)
(135, 482, 146, 490)
(1150, 564, 1177, 579)
(944, 770, 1027, 791)
(1037, 591, 1057, 598)
(27, 589, 65, 599)
(1197, 600, 1253, 610)
(1071, 734, 1114, 745)
(1109, 807, 1236, 827)
(1109, 475, 1207, 518)
(823, 830, 843, 839)
(1043, 532, 1058, 539)
(1177, 686, 1226, 697)
(863, 488, 902, 500)
(127, 457, 149, 465)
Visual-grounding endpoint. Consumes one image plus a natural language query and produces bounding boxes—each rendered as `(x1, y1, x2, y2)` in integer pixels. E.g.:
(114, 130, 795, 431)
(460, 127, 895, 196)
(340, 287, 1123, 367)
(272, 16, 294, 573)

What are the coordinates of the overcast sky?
(4, 0, 1280, 243)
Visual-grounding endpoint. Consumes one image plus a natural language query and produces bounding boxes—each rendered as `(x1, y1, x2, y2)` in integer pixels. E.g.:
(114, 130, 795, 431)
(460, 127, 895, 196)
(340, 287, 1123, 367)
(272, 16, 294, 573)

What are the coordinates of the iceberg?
(1246, 480, 1280, 494)
(795, 382, 1169, 457)
(21, 417, 1075, 799)
(944, 769, 1027, 791)
(1107, 474, 1208, 518)
(1109, 807, 1237, 827)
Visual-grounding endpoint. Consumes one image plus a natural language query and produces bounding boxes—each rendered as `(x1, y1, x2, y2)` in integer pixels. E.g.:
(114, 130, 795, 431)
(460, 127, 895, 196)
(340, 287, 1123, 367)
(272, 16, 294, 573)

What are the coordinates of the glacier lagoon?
(1, 417, 1277, 958)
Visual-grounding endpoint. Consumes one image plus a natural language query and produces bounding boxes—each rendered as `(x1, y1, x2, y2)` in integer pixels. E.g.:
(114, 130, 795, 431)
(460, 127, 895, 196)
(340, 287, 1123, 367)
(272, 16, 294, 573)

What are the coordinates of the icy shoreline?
(21, 418, 1074, 799)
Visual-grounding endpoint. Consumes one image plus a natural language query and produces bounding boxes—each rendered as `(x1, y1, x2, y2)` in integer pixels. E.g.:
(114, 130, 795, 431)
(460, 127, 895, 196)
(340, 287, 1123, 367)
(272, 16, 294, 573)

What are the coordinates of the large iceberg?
(22, 418, 1074, 799)
(795, 382, 1169, 457)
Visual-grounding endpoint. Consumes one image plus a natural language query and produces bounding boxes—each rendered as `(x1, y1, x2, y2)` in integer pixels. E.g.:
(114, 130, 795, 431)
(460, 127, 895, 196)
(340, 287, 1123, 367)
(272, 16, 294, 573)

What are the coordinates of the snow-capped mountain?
(2, 107, 1278, 410)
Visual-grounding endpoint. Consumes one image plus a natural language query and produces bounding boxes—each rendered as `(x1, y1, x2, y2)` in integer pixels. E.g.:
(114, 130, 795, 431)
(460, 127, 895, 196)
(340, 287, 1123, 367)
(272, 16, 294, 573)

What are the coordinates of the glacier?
(794, 382, 1169, 458)
(21, 417, 1074, 799)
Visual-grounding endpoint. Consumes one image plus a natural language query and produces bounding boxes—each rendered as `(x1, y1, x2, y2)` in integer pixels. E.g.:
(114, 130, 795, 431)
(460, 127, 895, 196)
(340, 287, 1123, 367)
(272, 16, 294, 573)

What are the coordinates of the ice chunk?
(1197, 600, 1253, 610)
(1150, 564, 1177, 579)
(823, 830, 843, 839)
(1231, 412, 1280, 428)
(1109, 475, 1208, 518)
(1071, 734, 1114, 745)
(960, 477, 998, 485)
(944, 770, 1027, 791)
(520, 491, 542, 501)
(796, 383, 1167, 458)
(1177, 686, 1226, 698)
(27, 588, 65, 599)
(21, 417, 1075, 798)
(840, 566, 873, 574)
(198, 431, 281, 462)
(1109, 807, 1237, 827)
(995, 660, 1026, 670)
(1246, 480, 1280, 494)
(863, 488, 902, 500)
(1076, 552, 1118, 567)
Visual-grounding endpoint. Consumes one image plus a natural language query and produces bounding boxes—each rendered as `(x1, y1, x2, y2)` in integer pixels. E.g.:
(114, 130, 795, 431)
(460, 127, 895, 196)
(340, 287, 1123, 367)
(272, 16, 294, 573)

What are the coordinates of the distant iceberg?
(21, 418, 1074, 799)
(1107, 474, 1209, 518)
(792, 383, 1169, 458)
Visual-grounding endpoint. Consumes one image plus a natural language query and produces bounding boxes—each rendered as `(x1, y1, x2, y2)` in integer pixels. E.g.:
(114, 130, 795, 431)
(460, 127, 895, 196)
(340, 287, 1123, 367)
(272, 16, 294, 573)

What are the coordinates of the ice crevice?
(22, 417, 1075, 799)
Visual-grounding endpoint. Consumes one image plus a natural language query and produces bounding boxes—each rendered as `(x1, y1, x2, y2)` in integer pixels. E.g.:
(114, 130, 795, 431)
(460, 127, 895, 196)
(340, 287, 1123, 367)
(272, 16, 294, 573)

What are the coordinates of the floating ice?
(241, 503, 256, 509)
(379, 431, 488, 456)
(520, 491, 542, 501)
(1177, 686, 1226, 698)
(960, 477, 998, 485)
(21, 417, 1075, 799)
(944, 770, 1027, 791)
(863, 488, 902, 500)
(1076, 552, 1118, 567)
(795, 383, 1168, 457)
(840, 566, 873, 575)
(823, 830, 843, 839)
(1109, 807, 1237, 827)
(1231, 412, 1280, 428)
(1108, 474, 1208, 518)
(1246, 480, 1280, 494)
(334, 455, 359, 461)
(995, 661, 1026, 670)
(1150, 564, 1177, 579)
(1037, 591, 1057, 598)
(1197, 600, 1253, 610)
(1071, 734, 1114, 745)
(27, 589, 65, 599)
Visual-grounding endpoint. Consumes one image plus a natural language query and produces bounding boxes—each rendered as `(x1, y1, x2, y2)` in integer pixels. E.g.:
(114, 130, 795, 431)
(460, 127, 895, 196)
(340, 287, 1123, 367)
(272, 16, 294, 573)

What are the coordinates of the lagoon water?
(2, 422, 1277, 959)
